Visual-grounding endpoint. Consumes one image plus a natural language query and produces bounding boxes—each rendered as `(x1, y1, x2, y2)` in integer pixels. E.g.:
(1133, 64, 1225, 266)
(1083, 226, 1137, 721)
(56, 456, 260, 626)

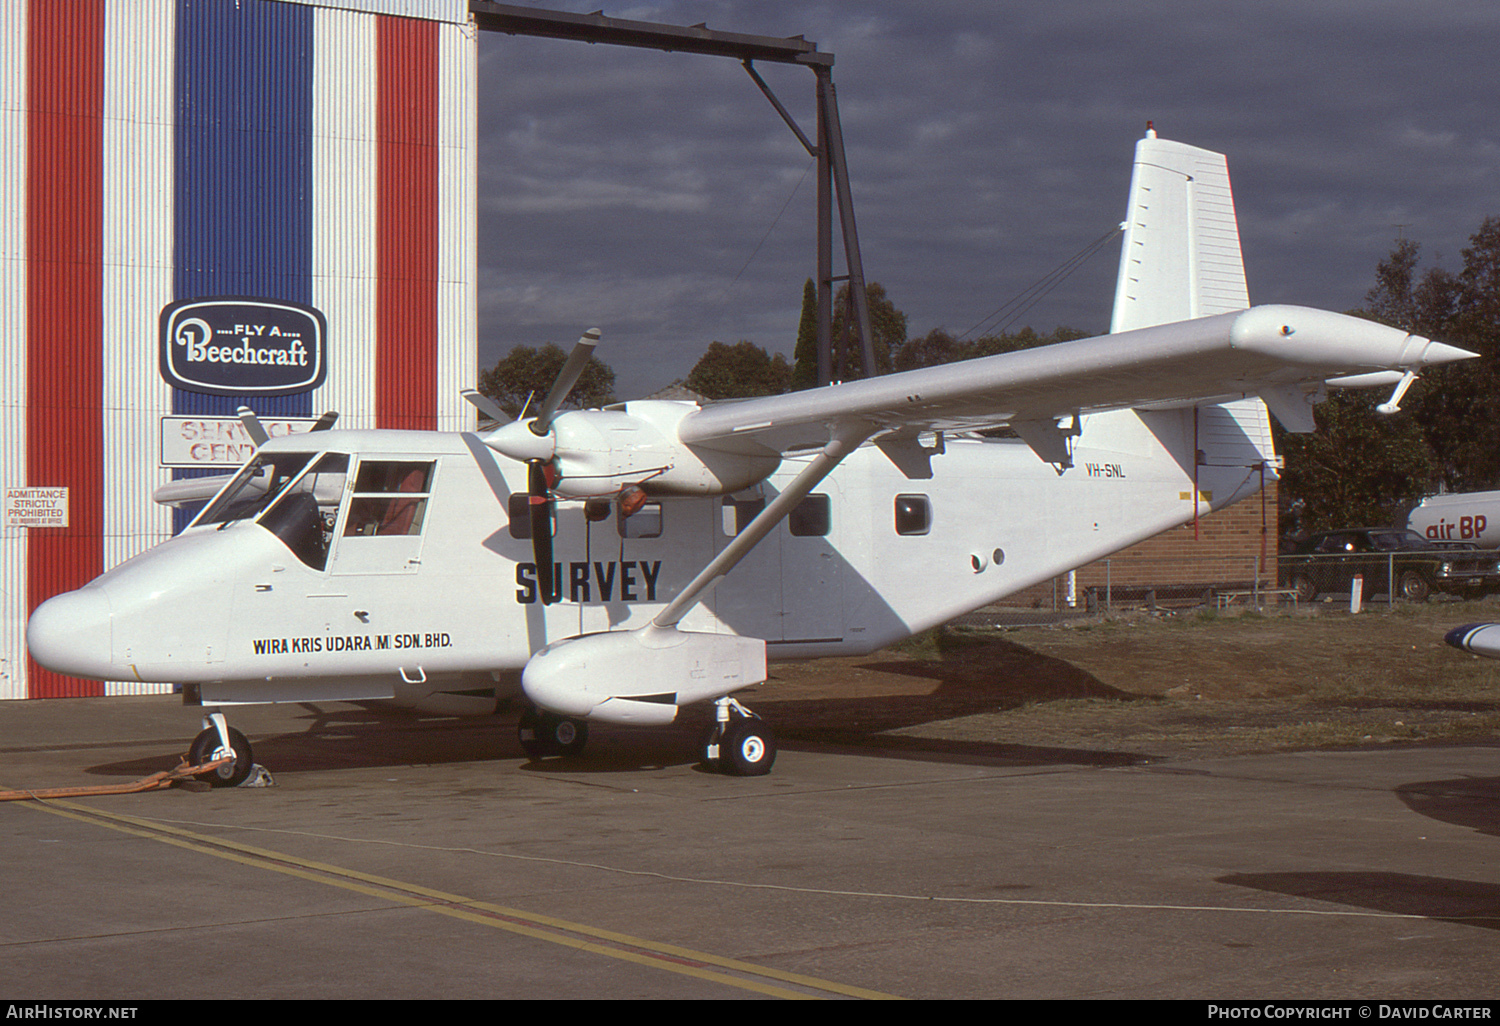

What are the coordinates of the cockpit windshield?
(257, 452, 350, 570)
(195, 452, 315, 527)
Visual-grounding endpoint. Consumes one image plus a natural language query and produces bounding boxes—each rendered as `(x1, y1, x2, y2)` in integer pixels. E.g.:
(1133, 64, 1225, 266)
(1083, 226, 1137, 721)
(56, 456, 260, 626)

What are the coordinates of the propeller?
(466, 329, 602, 607)
(528, 459, 558, 604)
(531, 328, 599, 436)
(236, 407, 340, 445)
(236, 406, 269, 447)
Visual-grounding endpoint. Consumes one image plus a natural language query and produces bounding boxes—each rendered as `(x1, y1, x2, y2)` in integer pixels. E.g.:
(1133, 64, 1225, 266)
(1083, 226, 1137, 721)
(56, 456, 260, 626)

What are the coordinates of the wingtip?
(1414, 338, 1479, 366)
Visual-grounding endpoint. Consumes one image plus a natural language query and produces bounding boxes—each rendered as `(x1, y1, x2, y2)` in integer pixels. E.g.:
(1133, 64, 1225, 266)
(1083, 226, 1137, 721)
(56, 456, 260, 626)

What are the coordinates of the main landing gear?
(517, 705, 589, 760)
(515, 698, 778, 776)
(700, 697, 776, 777)
(188, 711, 255, 788)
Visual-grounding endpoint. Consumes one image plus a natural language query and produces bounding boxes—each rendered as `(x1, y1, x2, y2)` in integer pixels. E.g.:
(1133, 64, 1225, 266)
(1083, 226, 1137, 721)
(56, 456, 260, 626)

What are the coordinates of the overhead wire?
(958, 224, 1123, 341)
(729, 158, 815, 286)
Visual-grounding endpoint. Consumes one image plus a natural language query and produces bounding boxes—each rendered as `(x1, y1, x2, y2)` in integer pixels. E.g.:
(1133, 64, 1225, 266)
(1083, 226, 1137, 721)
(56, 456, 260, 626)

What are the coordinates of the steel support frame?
(469, 2, 873, 385)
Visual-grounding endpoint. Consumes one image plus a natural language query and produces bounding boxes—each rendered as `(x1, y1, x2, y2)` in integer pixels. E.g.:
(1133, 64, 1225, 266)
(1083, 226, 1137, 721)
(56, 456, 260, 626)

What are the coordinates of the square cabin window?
(619, 501, 663, 539)
(789, 493, 831, 537)
(894, 493, 931, 536)
(508, 493, 554, 540)
(722, 495, 765, 536)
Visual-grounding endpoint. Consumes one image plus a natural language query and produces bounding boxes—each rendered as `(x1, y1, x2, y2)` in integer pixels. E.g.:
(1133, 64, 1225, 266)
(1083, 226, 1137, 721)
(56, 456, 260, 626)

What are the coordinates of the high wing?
(675, 305, 1472, 461)
(680, 129, 1469, 463)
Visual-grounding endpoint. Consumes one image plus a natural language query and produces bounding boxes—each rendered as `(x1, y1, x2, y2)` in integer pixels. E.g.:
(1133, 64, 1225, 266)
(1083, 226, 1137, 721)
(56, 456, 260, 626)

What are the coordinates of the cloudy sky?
(475, 1, 1500, 400)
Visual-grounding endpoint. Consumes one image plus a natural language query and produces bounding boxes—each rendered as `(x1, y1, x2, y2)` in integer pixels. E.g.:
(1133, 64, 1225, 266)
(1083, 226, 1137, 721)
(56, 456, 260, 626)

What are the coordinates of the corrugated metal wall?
(1, 3, 32, 701)
(25, 0, 106, 699)
(1, 0, 477, 700)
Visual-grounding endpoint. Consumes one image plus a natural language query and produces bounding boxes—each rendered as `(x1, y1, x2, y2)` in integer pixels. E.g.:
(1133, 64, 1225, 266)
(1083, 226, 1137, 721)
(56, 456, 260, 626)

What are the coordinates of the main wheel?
(518, 707, 589, 759)
(188, 725, 254, 788)
(1397, 570, 1431, 603)
(719, 719, 776, 777)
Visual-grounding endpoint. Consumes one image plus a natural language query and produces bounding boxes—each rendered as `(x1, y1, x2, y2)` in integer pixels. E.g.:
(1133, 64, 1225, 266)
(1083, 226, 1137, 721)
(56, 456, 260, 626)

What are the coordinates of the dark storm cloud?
(475, 1, 1500, 399)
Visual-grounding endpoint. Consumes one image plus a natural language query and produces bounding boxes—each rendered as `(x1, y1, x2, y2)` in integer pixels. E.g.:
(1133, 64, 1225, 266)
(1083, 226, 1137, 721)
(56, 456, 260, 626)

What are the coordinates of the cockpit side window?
(342, 460, 435, 538)
(196, 451, 315, 527)
(258, 453, 349, 570)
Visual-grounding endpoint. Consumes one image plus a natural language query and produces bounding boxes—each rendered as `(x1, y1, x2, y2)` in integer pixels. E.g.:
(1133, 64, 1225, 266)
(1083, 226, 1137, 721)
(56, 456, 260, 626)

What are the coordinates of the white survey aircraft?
(27, 130, 1475, 784)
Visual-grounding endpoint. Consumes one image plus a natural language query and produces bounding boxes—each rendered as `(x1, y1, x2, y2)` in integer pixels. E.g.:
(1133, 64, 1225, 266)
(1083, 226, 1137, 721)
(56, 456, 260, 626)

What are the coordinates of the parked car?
(1280, 528, 1500, 603)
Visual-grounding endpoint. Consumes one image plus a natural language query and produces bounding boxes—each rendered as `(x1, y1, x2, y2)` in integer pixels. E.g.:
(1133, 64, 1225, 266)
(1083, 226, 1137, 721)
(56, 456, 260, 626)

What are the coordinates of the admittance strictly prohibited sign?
(4, 487, 68, 529)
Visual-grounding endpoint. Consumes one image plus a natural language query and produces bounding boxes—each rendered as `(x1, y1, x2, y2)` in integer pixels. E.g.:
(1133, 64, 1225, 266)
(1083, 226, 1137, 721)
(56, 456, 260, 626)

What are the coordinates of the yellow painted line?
(14, 797, 899, 1001)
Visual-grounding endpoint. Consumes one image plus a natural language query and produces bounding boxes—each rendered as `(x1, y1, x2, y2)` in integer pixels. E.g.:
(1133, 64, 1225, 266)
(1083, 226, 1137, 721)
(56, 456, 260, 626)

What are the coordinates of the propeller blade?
(235, 406, 269, 447)
(528, 460, 556, 605)
(532, 328, 600, 435)
(461, 388, 509, 425)
(311, 411, 339, 432)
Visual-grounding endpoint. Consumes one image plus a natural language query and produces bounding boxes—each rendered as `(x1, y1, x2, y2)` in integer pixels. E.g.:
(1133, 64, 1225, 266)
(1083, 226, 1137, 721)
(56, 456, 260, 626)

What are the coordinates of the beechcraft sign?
(160, 296, 327, 396)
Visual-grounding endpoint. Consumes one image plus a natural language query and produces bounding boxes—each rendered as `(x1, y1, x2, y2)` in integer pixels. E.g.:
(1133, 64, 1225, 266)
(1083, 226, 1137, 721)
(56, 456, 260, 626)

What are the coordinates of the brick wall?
(1009, 479, 1279, 609)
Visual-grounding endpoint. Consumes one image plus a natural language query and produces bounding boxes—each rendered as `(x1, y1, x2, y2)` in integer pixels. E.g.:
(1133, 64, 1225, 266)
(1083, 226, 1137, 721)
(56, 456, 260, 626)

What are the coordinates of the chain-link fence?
(988, 548, 1500, 616)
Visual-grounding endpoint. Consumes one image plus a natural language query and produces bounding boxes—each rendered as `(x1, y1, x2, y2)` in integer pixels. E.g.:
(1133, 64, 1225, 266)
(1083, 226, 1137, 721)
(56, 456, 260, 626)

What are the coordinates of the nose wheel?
(701, 697, 776, 776)
(188, 712, 255, 788)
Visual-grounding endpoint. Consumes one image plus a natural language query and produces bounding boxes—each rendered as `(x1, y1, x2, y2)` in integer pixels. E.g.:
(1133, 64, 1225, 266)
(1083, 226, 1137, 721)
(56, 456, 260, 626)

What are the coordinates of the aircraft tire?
(518, 707, 588, 760)
(719, 719, 776, 777)
(188, 725, 255, 788)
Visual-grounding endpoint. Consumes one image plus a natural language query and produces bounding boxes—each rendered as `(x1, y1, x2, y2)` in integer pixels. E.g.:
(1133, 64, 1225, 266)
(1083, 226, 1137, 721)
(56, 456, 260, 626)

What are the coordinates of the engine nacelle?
(484, 400, 779, 498)
(521, 626, 767, 725)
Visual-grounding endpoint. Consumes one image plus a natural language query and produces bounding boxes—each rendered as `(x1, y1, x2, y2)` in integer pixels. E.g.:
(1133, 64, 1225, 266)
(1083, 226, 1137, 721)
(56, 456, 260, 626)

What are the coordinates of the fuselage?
(26, 399, 1272, 710)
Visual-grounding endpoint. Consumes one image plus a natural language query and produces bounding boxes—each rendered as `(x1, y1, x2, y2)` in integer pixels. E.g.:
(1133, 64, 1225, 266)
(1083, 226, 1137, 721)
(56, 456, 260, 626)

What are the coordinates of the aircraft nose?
(26, 587, 115, 680)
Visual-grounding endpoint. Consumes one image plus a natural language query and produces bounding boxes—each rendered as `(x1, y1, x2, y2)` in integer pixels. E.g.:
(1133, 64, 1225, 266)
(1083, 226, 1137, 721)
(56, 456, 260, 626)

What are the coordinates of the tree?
(893, 328, 967, 372)
(1365, 219, 1500, 493)
(791, 278, 819, 391)
(1275, 389, 1436, 536)
(972, 325, 1089, 356)
(830, 281, 907, 379)
(1275, 217, 1500, 533)
(477, 342, 616, 419)
(685, 340, 791, 400)
(894, 325, 1089, 372)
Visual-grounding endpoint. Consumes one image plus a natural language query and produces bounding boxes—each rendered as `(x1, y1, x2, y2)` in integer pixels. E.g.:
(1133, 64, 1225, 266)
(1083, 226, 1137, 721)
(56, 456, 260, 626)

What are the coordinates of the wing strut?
(652, 420, 874, 630)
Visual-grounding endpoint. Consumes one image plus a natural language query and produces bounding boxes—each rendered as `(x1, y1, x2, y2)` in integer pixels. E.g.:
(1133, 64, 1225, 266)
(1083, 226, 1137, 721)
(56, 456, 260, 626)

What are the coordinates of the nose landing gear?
(188, 712, 256, 788)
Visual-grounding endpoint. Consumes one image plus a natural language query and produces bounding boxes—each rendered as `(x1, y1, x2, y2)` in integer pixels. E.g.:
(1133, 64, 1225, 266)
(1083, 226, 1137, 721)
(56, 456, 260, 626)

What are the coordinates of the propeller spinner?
(467, 329, 602, 606)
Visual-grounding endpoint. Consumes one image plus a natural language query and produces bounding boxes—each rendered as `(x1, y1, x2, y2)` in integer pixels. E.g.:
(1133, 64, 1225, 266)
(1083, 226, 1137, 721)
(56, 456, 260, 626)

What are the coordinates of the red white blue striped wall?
(3, 0, 476, 699)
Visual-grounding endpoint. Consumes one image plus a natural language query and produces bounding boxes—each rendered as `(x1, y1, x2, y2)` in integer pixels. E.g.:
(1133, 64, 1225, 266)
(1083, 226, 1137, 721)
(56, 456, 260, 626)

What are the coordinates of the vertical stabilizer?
(1110, 129, 1249, 333)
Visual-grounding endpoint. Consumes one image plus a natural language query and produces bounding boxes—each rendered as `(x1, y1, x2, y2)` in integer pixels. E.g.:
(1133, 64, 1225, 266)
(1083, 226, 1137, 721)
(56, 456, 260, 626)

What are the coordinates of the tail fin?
(1110, 129, 1249, 333)
(1111, 130, 1273, 475)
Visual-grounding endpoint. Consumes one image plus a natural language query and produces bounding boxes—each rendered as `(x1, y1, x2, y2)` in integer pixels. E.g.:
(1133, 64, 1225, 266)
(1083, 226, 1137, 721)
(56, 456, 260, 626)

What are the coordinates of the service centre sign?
(160, 296, 327, 396)
(161, 417, 322, 468)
